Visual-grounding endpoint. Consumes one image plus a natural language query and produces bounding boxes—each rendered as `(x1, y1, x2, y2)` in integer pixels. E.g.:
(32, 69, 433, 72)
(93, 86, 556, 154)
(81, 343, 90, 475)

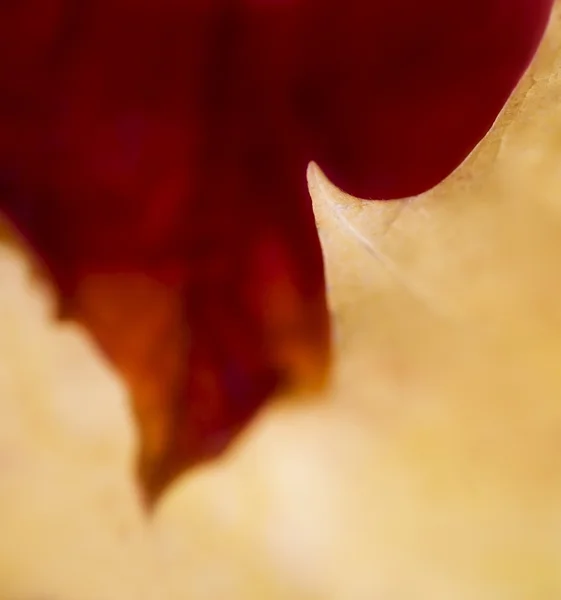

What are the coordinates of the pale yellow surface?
(2, 5, 561, 600)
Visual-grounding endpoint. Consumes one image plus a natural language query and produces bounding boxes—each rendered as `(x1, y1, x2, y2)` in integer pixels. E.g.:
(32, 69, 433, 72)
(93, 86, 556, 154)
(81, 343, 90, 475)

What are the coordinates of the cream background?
(1, 4, 561, 599)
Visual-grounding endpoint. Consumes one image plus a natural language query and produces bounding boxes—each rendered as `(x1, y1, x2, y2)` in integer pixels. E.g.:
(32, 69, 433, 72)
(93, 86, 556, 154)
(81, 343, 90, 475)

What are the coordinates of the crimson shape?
(0, 0, 553, 501)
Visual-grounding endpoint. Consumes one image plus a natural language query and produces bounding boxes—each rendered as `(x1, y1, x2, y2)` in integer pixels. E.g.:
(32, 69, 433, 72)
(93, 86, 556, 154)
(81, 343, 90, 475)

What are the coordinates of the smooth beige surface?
(2, 5, 561, 599)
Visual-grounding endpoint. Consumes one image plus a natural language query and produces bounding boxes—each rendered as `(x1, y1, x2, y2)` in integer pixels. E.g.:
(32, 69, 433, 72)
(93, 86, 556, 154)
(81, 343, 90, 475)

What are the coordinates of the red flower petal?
(0, 0, 553, 500)
(0, 0, 329, 500)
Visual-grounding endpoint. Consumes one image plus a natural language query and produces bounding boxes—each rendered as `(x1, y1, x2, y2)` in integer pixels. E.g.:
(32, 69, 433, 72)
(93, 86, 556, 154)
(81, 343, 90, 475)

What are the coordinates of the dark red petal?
(248, 0, 554, 199)
(0, 0, 552, 501)
(0, 1, 329, 500)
